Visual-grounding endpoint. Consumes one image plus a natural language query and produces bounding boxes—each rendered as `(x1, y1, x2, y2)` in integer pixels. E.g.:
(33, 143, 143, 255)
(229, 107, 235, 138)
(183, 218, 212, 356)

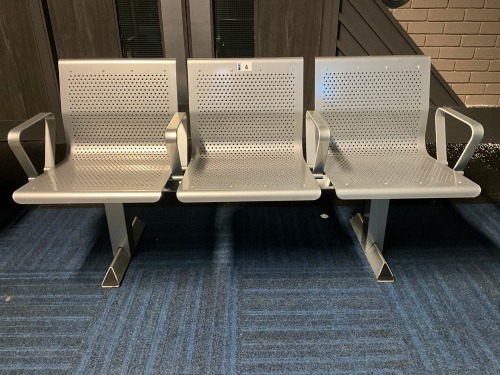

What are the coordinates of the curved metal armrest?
(306, 111, 331, 177)
(165, 112, 188, 178)
(7, 112, 56, 181)
(435, 107, 484, 174)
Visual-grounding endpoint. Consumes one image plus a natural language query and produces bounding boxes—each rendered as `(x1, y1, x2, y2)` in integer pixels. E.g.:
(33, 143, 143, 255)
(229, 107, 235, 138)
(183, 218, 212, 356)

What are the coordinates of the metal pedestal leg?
(350, 199, 394, 282)
(102, 204, 145, 288)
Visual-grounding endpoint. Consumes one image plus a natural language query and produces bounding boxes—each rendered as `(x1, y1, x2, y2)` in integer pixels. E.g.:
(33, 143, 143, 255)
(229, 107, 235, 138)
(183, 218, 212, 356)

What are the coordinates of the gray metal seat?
(309, 55, 484, 281)
(9, 59, 187, 287)
(177, 58, 320, 203)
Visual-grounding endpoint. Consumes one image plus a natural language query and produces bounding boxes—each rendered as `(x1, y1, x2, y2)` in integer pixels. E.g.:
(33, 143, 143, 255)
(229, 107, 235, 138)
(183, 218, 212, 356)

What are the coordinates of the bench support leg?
(102, 203, 145, 288)
(350, 199, 394, 282)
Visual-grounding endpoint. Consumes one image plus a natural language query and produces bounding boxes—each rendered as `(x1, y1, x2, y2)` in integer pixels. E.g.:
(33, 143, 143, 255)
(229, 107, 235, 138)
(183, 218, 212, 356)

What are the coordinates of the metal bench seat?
(177, 58, 321, 203)
(179, 155, 319, 202)
(12, 156, 172, 204)
(325, 152, 480, 200)
(311, 55, 484, 282)
(9, 59, 186, 287)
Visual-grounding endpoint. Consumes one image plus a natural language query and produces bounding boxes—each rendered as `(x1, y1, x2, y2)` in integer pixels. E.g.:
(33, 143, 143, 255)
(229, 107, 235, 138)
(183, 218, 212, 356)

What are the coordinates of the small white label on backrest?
(237, 61, 252, 72)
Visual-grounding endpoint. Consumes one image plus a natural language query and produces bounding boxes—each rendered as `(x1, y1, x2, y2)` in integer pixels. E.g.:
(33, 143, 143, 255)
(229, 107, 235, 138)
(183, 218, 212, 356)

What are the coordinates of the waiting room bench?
(9, 55, 484, 287)
(177, 57, 321, 203)
(309, 55, 484, 281)
(9, 59, 187, 287)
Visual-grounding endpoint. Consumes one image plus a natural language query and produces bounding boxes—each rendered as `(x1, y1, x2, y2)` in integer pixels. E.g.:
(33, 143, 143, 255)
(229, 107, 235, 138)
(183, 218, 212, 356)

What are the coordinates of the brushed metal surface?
(315, 55, 481, 199)
(8, 112, 56, 180)
(351, 213, 394, 283)
(435, 107, 484, 173)
(102, 204, 145, 288)
(178, 58, 320, 202)
(13, 59, 178, 204)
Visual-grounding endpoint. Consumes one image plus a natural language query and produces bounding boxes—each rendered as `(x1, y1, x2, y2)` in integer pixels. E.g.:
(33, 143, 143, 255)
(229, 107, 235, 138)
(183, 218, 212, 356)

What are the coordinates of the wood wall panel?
(340, 1, 391, 55)
(0, 0, 50, 120)
(255, 0, 323, 110)
(319, 0, 340, 56)
(349, 1, 415, 55)
(47, 0, 121, 59)
(336, 24, 366, 56)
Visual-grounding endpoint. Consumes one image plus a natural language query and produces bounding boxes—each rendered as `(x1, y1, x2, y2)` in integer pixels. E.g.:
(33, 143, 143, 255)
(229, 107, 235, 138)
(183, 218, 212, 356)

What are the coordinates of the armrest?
(435, 107, 484, 174)
(165, 112, 188, 178)
(8, 112, 57, 181)
(305, 111, 331, 177)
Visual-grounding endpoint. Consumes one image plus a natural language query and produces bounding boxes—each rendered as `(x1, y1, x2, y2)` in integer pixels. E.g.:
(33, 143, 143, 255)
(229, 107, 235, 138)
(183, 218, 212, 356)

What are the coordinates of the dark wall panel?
(47, 0, 121, 59)
(255, 0, 323, 111)
(340, 1, 391, 56)
(319, 0, 340, 56)
(0, 0, 50, 120)
(0, 0, 63, 142)
(336, 24, 367, 56)
(348, 1, 415, 55)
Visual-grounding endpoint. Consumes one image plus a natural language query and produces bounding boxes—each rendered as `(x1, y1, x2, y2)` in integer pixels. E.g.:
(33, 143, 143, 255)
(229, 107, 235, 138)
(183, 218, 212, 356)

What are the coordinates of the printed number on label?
(237, 62, 252, 72)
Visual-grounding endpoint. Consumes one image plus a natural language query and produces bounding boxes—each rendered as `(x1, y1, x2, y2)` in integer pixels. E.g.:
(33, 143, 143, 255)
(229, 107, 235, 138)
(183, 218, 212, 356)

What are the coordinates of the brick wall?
(391, 0, 500, 107)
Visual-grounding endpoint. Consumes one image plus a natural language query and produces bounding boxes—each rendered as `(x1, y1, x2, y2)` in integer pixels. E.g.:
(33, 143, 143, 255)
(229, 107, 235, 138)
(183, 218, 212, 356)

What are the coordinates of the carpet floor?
(0, 199, 498, 374)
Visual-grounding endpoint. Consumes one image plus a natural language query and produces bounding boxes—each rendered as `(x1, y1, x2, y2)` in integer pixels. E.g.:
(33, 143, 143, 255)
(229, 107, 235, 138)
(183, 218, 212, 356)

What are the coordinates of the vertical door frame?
(188, 0, 214, 58)
(160, 0, 214, 108)
(160, 0, 190, 107)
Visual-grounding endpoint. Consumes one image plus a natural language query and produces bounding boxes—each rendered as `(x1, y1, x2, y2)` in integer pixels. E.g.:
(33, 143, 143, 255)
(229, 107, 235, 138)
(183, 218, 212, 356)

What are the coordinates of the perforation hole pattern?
(32, 159, 170, 190)
(319, 71, 426, 157)
(67, 74, 174, 160)
(188, 157, 308, 189)
(192, 72, 300, 157)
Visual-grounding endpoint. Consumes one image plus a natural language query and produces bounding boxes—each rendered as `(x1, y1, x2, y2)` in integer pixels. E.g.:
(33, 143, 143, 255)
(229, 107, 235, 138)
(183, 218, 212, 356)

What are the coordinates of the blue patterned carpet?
(0, 200, 499, 374)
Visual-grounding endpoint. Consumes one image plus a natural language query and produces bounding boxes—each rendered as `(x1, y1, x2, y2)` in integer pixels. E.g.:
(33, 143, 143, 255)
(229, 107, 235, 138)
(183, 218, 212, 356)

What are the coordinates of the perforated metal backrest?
(59, 59, 177, 159)
(315, 56, 430, 156)
(187, 58, 303, 158)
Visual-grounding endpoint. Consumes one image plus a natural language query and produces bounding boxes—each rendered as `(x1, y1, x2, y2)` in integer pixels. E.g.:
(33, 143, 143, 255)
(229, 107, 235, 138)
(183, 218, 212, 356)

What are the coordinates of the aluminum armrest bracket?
(7, 112, 56, 181)
(165, 112, 188, 178)
(306, 110, 331, 177)
(435, 107, 484, 174)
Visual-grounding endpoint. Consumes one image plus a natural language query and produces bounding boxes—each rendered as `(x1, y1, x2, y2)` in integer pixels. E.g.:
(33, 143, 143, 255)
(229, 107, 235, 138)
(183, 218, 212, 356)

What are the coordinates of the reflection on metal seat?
(310, 55, 484, 281)
(177, 58, 321, 203)
(9, 59, 187, 287)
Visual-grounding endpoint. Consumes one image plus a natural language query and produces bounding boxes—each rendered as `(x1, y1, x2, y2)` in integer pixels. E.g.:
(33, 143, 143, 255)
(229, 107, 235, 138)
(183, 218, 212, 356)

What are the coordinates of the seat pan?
(325, 151, 481, 200)
(13, 156, 172, 204)
(177, 155, 321, 202)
